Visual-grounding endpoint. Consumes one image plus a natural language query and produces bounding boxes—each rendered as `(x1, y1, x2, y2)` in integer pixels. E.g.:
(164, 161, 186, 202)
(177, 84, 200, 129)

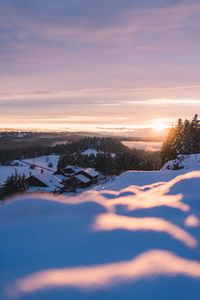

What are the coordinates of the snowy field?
(0, 155, 60, 191)
(0, 166, 200, 299)
(0, 155, 59, 183)
(15, 155, 59, 172)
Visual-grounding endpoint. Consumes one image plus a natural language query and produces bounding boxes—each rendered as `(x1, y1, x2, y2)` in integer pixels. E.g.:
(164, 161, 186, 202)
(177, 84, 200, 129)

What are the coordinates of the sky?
(0, 0, 200, 136)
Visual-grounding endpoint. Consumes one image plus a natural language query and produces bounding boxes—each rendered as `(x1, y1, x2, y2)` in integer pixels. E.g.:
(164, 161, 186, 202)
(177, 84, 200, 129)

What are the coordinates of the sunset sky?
(0, 0, 200, 136)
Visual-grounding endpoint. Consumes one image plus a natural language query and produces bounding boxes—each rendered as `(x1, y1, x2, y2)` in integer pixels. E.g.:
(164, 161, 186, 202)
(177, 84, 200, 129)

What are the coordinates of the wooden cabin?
(26, 173, 63, 192)
(75, 168, 100, 183)
(26, 175, 48, 187)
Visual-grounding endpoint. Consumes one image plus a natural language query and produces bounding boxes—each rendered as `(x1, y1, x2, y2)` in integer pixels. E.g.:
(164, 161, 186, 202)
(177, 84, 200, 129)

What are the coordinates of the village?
(0, 151, 103, 195)
(27, 164, 101, 193)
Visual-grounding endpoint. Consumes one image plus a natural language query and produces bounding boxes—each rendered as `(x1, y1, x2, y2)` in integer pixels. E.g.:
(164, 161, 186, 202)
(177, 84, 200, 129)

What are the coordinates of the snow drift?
(1, 170, 200, 300)
(161, 153, 200, 171)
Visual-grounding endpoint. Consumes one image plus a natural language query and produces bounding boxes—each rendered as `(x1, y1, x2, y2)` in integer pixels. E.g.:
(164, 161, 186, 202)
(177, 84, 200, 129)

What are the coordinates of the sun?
(152, 121, 166, 132)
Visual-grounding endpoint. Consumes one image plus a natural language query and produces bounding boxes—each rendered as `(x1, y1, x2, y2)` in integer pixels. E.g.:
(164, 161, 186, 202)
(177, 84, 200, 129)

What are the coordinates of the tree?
(0, 172, 28, 199)
(170, 118, 184, 156)
(48, 162, 53, 168)
(161, 114, 200, 163)
(182, 119, 192, 154)
(190, 114, 200, 153)
(161, 126, 177, 163)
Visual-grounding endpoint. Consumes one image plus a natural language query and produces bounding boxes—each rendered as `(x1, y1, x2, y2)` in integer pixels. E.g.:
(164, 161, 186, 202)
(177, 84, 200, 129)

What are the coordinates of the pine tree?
(182, 119, 192, 154)
(161, 126, 177, 163)
(170, 118, 184, 156)
(0, 172, 28, 199)
(161, 114, 200, 163)
(190, 114, 200, 153)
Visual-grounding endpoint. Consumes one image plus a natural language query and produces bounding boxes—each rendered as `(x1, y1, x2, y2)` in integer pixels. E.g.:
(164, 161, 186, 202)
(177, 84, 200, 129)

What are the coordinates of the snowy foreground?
(1, 168, 200, 299)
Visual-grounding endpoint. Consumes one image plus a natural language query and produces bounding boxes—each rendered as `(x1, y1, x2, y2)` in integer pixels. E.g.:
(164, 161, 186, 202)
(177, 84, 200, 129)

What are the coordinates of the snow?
(54, 174, 68, 181)
(1, 169, 200, 299)
(83, 168, 100, 178)
(0, 166, 62, 192)
(75, 174, 91, 184)
(81, 148, 116, 158)
(161, 153, 200, 171)
(100, 153, 200, 192)
(0, 155, 61, 192)
(0, 166, 29, 186)
(64, 165, 83, 173)
(16, 155, 59, 171)
(0, 155, 98, 193)
(81, 148, 99, 156)
(0, 166, 54, 186)
(98, 170, 183, 191)
(28, 174, 63, 192)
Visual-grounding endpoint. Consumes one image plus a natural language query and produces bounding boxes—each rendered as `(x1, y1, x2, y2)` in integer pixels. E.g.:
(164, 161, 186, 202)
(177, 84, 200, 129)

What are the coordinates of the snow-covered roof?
(64, 166, 83, 173)
(83, 168, 100, 177)
(55, 174, 69, 181)
(27, 173, 63, 191)
(75, 174, 91, 184)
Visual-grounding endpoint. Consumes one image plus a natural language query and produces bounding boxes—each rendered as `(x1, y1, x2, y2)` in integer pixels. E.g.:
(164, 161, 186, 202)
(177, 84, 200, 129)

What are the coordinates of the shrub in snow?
(30, 164, 35, 169)
(48, 162, 53, 168)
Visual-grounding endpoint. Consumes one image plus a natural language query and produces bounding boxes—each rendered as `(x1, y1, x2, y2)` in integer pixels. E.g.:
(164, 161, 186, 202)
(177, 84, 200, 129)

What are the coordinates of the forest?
(161, 114, 200, 163)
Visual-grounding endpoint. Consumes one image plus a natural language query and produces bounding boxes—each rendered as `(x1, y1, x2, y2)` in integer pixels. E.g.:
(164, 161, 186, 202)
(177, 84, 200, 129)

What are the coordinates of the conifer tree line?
(58, 149, 159, 176)
(0, 137, 126, 165)
(161, 114, 200, 163)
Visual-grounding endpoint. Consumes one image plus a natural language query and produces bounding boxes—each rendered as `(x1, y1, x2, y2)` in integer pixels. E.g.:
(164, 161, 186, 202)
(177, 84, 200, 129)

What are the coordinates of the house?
(62, 166, 83, 175)
(61, 174, 91, 191)
(72, 174, 92, 188)
(75, 168, 100, 182)
(26, 173, 63, 192)
(26, 175, 48, 188)
(53, 168, 66, 176)
(53, 168, 69, 181)
(67, 168, 100, 189)
(54, 166, 83, 182)
(62, 167, 75, 174)
(54, 167, 100, 190)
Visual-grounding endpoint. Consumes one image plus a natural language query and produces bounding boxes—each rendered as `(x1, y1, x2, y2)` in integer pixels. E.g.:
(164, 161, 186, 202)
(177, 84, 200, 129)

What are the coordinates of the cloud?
(0, 1, 200, 131)
(1, 85, 200, 101)
(1, 0, 200, 58)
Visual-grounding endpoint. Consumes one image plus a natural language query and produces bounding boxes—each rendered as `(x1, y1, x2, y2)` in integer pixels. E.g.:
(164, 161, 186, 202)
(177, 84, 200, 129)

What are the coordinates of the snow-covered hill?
(162, 154, 200, 171)
(0, 155, 60, 186)
(15, 155, 59, 171)
(1, 169, 200, 300)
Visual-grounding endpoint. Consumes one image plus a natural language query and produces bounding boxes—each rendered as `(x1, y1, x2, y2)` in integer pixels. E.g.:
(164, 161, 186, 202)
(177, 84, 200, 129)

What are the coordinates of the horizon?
(0, 127, 167, 142)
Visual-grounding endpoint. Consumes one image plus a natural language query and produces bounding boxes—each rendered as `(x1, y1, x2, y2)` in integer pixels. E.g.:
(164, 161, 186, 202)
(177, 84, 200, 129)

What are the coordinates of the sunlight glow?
(11, 250, 200, 295)
(152, 121, 166, 132)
